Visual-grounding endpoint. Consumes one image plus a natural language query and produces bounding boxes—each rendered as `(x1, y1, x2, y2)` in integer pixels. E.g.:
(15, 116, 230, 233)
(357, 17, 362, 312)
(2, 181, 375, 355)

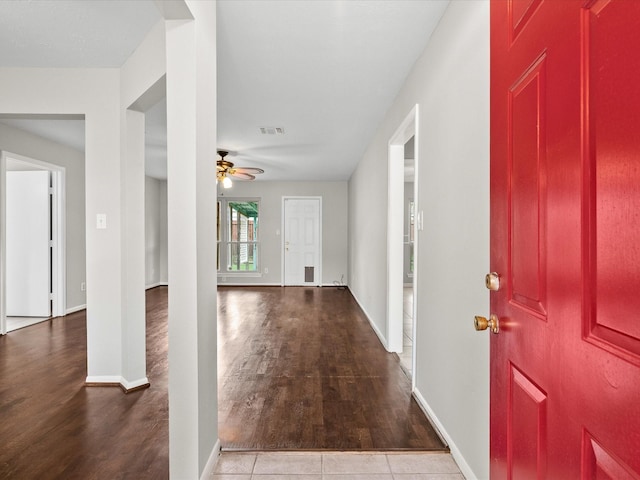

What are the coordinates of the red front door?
(490, 1, 640, 478)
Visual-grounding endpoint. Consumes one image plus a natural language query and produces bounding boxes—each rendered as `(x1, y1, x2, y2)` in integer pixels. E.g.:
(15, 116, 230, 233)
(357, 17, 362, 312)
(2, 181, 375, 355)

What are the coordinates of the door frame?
(281, 196, 322, 287)
(387, 105, 419, 383)
(0, 151, 66, 334)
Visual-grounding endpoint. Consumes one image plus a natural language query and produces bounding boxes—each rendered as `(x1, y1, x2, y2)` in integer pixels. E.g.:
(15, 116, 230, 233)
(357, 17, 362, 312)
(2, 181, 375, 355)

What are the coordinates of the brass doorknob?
(474, 314, 500, 334)
(485, 272, 501, 291)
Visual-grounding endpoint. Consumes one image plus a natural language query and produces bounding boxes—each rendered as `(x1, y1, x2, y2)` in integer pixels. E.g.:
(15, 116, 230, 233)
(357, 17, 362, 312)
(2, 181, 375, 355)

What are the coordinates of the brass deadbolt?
(485, 272, 501, 291)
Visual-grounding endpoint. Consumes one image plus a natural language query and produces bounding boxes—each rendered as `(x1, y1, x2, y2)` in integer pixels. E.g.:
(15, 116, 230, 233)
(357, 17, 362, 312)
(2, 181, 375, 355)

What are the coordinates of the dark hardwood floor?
(0, 285, 445, 479)
(218, 286, 446, 451)
(0, 287, 169, 480)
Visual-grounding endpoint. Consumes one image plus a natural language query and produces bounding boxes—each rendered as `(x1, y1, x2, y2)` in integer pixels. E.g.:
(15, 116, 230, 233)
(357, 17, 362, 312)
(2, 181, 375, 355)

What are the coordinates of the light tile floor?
(212, 452, 465, 479)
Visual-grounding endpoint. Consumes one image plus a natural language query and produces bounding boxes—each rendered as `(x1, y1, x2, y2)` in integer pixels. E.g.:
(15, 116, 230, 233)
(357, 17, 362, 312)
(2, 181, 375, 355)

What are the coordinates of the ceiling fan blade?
(228, 171, 256, 181)
(233, 167, 264, 175)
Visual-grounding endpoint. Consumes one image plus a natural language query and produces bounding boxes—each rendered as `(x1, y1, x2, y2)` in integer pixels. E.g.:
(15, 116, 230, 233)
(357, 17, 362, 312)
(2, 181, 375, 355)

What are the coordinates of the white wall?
(159, 180, 168, 284)
(0, 123, 86, 311)
(348, 2, 490, 478)
(217, 181, 348, 286)
(145, 176, 168, 288)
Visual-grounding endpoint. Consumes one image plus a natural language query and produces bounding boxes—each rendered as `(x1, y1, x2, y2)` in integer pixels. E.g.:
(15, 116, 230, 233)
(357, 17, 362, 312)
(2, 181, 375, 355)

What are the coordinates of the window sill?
(218, 272, 263, 278)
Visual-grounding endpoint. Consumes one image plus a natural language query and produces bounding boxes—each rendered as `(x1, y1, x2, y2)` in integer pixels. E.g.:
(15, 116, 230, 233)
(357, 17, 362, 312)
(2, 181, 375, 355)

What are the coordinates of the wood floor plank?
(0, 285, 445, 479)
(0, 287, 169, 480)
(217, 286, 447, 451)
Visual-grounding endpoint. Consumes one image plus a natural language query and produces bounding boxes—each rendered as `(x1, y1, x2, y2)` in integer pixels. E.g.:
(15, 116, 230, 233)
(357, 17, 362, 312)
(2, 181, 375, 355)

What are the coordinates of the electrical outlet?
(264, 267, 269, 274)
(81, 282, 86, 291)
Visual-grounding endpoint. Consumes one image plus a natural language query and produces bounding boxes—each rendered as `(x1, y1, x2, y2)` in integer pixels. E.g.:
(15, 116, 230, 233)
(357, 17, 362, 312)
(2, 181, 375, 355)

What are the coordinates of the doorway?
(399, 136, 416, 375)
(0, 151, 66, 335)
(282, 196, 322, 286)
(387, 105, 419, 384)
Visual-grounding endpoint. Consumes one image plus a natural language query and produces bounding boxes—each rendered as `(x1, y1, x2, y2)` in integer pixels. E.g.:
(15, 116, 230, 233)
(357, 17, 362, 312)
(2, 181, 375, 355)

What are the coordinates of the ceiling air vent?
(259, 126, 285, 135)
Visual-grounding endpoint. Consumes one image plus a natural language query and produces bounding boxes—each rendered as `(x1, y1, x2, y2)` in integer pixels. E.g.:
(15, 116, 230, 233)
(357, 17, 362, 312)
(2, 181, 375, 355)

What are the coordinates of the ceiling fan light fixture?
(216, 149, 264, 185)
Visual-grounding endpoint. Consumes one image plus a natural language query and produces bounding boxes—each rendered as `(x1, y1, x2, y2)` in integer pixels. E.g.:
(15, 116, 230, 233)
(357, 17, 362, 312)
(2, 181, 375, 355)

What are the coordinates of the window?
(218, 199, 260, 273)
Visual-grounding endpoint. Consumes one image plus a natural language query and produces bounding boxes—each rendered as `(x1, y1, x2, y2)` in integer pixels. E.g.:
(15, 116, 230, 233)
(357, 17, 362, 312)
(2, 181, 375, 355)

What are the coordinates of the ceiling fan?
(216, 150, 264, 188)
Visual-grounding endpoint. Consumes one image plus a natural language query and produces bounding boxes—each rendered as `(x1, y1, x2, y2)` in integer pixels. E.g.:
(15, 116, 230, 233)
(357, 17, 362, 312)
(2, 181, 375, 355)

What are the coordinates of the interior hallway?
(218, 286, 444, 451)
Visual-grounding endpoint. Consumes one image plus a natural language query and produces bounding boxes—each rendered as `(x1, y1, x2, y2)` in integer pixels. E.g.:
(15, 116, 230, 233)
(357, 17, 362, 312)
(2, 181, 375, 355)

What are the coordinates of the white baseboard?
(121, 376, 150, 390)
(413, 387, 478, 480)
(146, 282, 168, 290)
(85, 375, 149, 392)
(66, 304, 86, 315)
(200, 439, 221, 479)
(349, 289, 389, 351)
(85, 375, 122, 384)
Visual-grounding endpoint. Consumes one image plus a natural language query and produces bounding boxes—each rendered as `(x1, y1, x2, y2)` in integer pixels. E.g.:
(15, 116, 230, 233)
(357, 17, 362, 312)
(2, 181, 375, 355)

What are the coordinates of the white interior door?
(6, 170, 51, 317)
(283, 197, 321, 286)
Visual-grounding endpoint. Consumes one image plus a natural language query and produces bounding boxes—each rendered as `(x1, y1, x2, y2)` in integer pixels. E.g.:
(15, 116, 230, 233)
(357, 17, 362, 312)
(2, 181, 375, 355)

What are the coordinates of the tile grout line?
(385, 453, 394, 479)
(251, 452, 257, 475)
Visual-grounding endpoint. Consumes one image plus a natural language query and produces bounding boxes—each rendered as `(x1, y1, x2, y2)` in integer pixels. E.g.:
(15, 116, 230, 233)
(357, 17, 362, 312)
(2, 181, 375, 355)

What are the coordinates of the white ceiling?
(0, 0, 161, 67)
(0, 0, 448, 182)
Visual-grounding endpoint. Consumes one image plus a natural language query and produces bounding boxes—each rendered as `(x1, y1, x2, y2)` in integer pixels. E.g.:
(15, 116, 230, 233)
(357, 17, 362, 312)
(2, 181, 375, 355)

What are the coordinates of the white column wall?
(166, 18, 199, 476)
(166, 0, 218, 476)
(159, 180, 169, 284)
(117, 19, 167, 390)
(145, 176, 163, 287)
(192, 0, 218, 469)
(120, 109, 148, 389)
(85, 80, 125, 381)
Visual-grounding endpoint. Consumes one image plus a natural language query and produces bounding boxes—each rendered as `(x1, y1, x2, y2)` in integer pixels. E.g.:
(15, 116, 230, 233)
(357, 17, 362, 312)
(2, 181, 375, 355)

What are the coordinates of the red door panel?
(508, 366, 547, 480)
(490, 1, 640, 478)
(582, 432, 639, 480)
(509, 0, 543, 42)
(509, 54, 547, 318)
(584, 0, 640, 362)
